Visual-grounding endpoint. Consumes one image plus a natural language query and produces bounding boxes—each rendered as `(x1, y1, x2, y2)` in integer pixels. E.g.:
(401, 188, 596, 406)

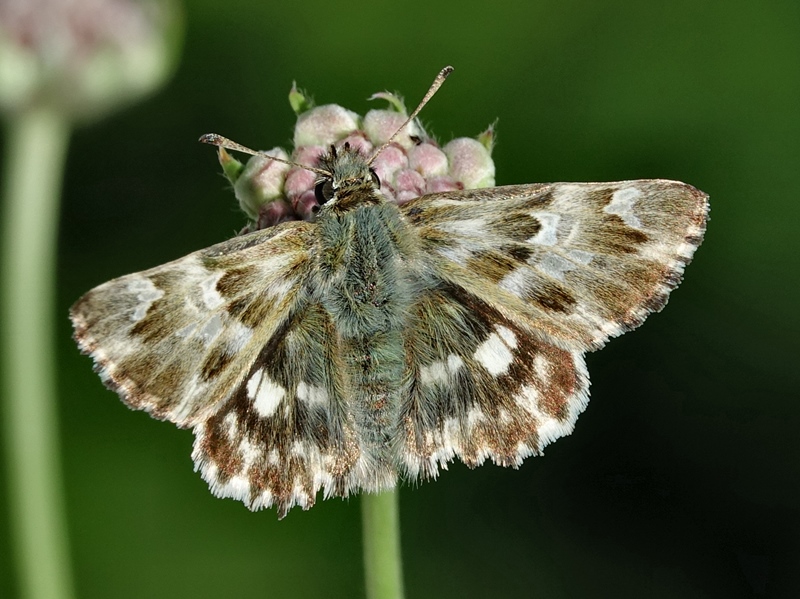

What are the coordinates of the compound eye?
(315, 179, 334, 204)
(369, 168, 381, 189)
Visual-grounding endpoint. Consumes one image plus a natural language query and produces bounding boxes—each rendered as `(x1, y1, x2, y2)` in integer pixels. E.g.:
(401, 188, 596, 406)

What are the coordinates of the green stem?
(1, 107, 75, 599)
(361, 490, 405, 599)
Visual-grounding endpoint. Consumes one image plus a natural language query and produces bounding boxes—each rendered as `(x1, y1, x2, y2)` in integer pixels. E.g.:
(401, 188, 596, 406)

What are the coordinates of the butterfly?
(70, 67, 709, 517)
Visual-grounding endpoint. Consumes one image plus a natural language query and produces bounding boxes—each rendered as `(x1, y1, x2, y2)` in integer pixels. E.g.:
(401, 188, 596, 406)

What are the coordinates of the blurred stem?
(361, 490, 405, 599)
(1, 107, 75, 599)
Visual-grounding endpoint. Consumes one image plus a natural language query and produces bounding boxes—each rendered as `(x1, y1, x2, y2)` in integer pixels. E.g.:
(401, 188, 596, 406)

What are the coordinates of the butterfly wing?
(191, 300, 364, 516)
(71, 223, 314, 427)
(399, 278, 590, 478)
(402, 180, 709, 350)
(72, 222, 367, 515)
(398, 180, 708, 475)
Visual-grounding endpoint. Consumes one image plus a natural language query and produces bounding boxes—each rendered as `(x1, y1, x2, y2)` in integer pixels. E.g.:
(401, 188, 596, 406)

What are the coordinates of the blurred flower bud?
(0, 0, 182, 122)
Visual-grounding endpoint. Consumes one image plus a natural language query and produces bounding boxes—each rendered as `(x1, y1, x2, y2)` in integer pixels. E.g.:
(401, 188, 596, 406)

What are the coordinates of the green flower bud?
(477, 123, 496, 153)
(288, 82, 314, 115)
(218, 148, 244, 185)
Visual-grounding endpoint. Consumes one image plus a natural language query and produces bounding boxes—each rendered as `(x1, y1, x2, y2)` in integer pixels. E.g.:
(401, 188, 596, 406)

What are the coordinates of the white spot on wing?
(290, 441, 307, 458)
(499, 268, 529, 297)
(420, 361, 447, 385)
(420, 354, 465, 386)
(495, 325, 517, 348)
(223, 412, 238, 438)
(515, 385, 569, 445)
(566, 249, 594, 264)
(198, 314, 223, 343)
(528, 213, 560, 245)
(437, 242, 477, 266)
(447, 354, 464, 372)
(247, 368, 285, 418)
(127, 277, 164, 322)
(604, 187, 643, 229)
(226, 320, 253, 353)
(267, 277, 295, 299)
(238, 437, 261, 468)
(297, 381, 329, 407)
(467, 406, 485, 429)
(538, 253, 576, 281)
(176, 322, 197, 338)
(473, 325, 517, 375)
(534, 355, 549, 382)
(199, 272, 225, 309)
(435, 218, 487, 237)
(247, 368, 263, 399)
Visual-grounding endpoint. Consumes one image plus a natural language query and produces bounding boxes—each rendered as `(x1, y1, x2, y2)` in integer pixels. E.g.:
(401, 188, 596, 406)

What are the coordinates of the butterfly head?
(312, 142, 382, 214)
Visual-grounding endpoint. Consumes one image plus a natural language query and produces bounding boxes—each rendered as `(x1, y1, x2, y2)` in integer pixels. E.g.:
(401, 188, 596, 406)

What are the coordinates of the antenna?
(368, 65, 454, 166)
(198, 133, 331, 177)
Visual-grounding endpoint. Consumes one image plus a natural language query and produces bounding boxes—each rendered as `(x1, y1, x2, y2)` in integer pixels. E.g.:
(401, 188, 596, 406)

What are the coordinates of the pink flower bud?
(363, 109, 421, 149)
(292, 145, 326, 167)
(394, 169, 427, 204)
(293, 104, 360, 147)
(293, 190, 320, 221)
(426, 177, 463, 194)
(257, 199, 298, 229)
(284, 167, 316, 201)
(233, 148, 291, 220)
(370, 145, 408, 187)
(337, 131, 373, 156)
(408, 142, 448, 178)
(443, 137, 496, 189)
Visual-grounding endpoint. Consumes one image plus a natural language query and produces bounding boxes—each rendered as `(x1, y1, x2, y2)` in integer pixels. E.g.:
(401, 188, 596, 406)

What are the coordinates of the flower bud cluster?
(222, 86, 496, 231)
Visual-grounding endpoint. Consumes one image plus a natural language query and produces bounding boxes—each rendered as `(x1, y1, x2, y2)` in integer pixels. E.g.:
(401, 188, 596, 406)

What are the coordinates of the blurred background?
(1, 0, 799, 597)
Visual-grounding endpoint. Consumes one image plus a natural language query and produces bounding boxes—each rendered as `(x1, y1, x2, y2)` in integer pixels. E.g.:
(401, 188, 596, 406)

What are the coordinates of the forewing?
(399, 278, 589, 479)
(402, 180, 709, 350)
(70, 222, 313, 427)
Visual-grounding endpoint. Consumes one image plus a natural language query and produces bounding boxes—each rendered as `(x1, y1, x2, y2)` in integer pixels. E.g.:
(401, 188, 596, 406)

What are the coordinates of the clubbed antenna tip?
(368, 66, 455, 165)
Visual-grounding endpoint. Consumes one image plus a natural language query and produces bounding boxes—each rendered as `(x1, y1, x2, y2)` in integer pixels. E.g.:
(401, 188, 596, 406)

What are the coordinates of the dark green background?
(2, 0, 799, 597)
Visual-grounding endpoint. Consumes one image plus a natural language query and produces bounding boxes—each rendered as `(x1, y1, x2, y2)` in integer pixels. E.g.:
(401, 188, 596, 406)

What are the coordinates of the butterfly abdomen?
(315, 203, 415, 489)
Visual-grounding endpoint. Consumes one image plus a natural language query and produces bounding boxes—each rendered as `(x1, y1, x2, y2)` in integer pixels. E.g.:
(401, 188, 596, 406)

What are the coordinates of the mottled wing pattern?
(72, 177, 708, 515)
(192, 301, 362, 517)
(398, 180, 707, 475)
(72, 222, 362, 515)
(402, 180, 709, 350)
(71, 223, 313, 426)
(400, 279, 589, 479)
